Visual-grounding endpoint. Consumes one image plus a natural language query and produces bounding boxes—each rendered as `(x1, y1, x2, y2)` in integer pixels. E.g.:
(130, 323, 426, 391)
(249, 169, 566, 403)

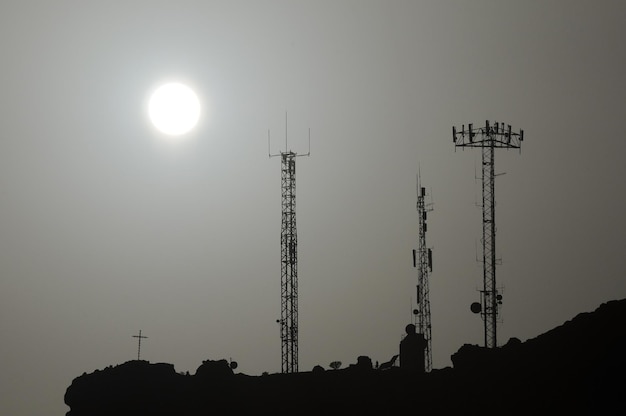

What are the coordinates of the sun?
(148, 83, 201, 136)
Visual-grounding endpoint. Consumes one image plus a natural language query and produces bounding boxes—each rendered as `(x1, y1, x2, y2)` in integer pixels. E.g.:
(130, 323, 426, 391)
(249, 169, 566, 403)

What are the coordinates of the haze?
(0, 1, 624, 414)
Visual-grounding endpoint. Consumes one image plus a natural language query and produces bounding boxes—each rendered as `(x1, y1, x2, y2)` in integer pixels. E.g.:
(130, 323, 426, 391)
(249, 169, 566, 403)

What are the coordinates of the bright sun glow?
(148, 83, 200, 136)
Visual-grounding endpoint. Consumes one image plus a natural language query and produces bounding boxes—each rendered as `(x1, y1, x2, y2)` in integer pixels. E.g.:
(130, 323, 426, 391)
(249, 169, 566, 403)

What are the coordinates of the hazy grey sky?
(1, 1, 625, 414)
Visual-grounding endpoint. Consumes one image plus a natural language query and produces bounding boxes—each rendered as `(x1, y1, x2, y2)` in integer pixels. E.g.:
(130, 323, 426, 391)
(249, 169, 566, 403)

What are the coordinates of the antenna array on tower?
(452, 121, 524, 348)
(413, 173, 433, 372)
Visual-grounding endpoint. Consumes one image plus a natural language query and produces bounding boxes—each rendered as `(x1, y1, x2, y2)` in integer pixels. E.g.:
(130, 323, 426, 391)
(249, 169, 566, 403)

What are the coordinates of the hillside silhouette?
(65, 299, 626, 415)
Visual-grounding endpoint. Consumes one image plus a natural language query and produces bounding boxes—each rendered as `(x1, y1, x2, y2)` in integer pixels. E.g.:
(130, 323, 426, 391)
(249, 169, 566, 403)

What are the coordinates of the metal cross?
(132, 330, 148, 361)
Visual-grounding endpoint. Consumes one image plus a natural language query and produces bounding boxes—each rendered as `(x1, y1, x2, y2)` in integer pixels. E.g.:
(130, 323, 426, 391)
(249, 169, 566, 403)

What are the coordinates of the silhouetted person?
(399, 324, 426, 372)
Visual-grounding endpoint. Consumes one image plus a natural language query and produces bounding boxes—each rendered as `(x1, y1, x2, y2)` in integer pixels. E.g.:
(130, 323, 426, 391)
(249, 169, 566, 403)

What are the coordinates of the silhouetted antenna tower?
(269, 113, 310, 374)
(452, 121, 524, 348)
(412, 172, 433, 372)
(132, 330, 148, 361)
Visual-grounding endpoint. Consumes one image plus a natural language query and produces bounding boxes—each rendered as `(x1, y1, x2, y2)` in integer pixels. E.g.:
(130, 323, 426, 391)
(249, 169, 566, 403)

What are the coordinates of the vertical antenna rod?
(413, 172, 433, 371)
(132, 330, 148, 361)
(452, 121, 524, 348)
(269, 114, 310, 373)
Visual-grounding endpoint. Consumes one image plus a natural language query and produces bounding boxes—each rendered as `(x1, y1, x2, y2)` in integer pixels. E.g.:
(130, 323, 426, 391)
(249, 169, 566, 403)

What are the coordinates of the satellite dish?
(496, 294, 503, 301)
(413, 309, 419, 315)
(230, 361, 238, 370)
(470, 302, 482, 314)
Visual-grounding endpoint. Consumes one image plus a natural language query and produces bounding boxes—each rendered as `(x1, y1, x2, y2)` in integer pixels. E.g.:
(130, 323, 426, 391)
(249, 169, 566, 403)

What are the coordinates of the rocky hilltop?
(65, 299, 626, 415)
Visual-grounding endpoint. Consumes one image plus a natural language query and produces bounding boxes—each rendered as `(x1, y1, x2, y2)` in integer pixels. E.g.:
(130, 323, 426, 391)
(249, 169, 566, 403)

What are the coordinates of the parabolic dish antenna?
(470, 302, 482, 314)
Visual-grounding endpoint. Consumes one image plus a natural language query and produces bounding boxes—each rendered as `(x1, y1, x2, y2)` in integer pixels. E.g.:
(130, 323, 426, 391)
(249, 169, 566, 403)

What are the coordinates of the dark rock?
(195, 359, 233, 379)
(312, 365, 325, 373)
(65, 299, 626, 415)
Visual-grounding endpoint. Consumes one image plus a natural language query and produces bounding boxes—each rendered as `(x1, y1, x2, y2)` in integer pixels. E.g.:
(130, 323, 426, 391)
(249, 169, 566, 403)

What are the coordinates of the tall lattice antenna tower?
(412, 173, 433, 372)
(452, 121, 524, 348)
(269, 113, 310, 373)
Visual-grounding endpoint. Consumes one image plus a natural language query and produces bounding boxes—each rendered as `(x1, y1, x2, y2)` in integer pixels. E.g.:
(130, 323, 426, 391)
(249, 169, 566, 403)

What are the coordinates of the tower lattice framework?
(452, 121, 524, 348)
(279, 151, 298, 373)
(270, 115, 310, 374)
(415, 178, 433, 372)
